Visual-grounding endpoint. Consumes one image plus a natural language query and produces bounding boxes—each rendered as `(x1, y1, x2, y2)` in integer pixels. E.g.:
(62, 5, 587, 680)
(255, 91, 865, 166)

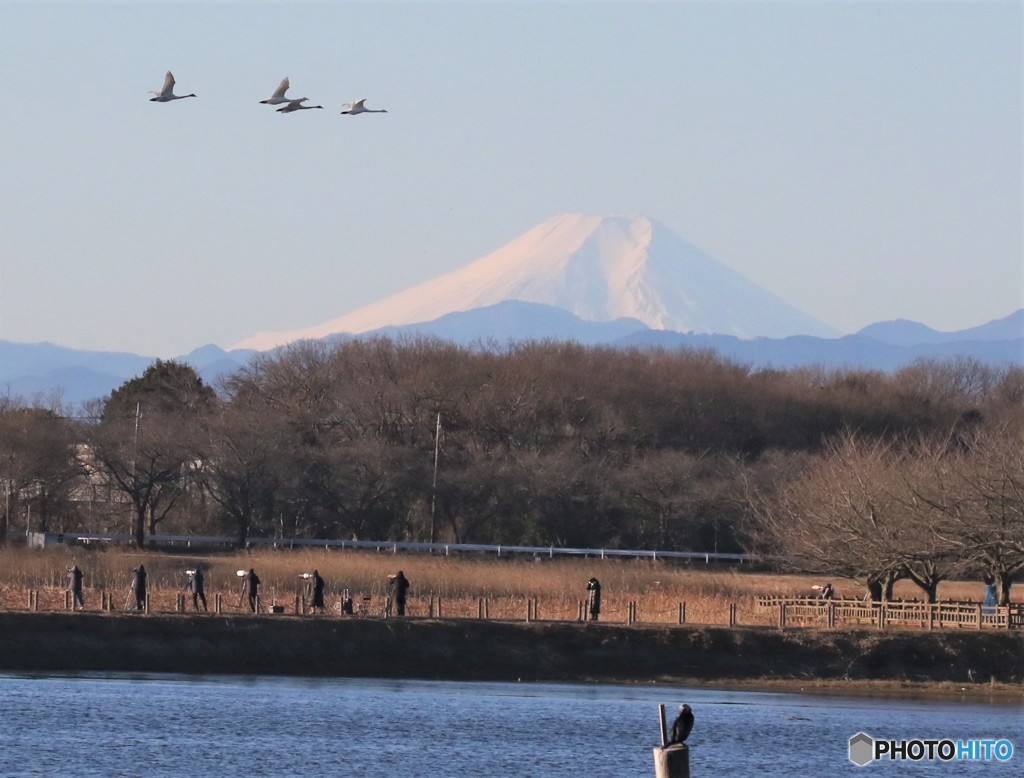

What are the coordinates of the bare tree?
(909, 425, 1024, 605)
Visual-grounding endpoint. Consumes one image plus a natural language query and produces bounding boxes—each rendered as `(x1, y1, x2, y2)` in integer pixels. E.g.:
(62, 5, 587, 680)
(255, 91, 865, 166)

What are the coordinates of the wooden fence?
(4, 587, 1022, 631)
(755, 596, 1024, 631)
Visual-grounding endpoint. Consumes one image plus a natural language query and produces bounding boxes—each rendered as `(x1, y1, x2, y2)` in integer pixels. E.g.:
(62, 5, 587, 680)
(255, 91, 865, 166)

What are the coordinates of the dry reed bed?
(0, 548, 1012, 627)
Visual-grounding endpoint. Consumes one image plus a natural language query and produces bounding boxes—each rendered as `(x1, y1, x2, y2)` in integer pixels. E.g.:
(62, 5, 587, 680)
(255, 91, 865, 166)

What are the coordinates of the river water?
(0, 674, 1019, 777)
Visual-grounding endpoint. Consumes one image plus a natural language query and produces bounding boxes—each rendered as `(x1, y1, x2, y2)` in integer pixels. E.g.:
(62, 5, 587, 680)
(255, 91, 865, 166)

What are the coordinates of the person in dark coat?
(186, 568, 207, 612)
(68, 563, 85, 610)
(310, 569, 325, 614)
(131, 565, 147, 611)
(586, 577, 601, 621)
(341, 588, 354, 615)
(388, 570, 410, 616)
(243, 568, 260, 613)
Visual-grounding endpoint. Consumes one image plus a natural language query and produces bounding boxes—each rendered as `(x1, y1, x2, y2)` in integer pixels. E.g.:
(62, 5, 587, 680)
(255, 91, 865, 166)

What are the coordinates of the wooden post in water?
(215, 593, 222, 615)
(779, 603, 787, 629)
(653, 745, 690, 778)
(728, 603, 737, 627)
(678, 602, 686, 625)
(65, 591, 71, 610)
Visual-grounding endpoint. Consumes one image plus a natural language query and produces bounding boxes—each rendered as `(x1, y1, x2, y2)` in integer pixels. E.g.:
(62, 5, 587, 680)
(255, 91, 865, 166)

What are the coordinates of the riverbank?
(1, 612, 1021, 698)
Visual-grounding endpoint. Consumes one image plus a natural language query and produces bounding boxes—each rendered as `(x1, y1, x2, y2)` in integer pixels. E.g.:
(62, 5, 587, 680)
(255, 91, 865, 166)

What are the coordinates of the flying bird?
(668, 704, 694, 745)
(260, 77, 299, 105)
(149, 71, 196, 102)
(277, 99, 323, 113)
(340, 98, 388, 115)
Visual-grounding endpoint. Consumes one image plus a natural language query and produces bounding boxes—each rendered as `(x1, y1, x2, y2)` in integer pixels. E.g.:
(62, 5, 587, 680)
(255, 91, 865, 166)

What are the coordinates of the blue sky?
(1, 1, 1020, 358)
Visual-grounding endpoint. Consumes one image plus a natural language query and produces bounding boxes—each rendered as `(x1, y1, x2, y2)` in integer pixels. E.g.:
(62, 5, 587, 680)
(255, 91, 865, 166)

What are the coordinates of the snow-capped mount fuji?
(232, 214, 839, 351)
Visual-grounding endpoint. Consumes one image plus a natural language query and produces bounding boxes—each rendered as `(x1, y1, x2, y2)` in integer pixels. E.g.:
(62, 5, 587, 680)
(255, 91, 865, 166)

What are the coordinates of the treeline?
(1, 337, 1022, 600)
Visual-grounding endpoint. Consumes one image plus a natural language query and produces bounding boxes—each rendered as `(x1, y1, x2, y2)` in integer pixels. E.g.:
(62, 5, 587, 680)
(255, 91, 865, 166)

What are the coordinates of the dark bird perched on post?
(669, 704, 694, 745)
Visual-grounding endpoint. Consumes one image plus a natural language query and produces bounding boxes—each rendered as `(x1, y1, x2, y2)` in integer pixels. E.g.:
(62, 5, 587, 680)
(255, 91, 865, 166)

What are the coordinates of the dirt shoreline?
(1, 612, 1021, 699)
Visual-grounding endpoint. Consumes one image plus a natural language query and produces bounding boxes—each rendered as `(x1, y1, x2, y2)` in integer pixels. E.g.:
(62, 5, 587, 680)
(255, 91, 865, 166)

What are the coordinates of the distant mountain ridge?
(3, 307, 1019, 407)
(856, 310, 1024, 346)
(0, 341, 255, 407)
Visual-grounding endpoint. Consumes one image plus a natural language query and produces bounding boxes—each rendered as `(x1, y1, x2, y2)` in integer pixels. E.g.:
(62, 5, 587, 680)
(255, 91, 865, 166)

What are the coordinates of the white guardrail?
(28, 531, 751, 564)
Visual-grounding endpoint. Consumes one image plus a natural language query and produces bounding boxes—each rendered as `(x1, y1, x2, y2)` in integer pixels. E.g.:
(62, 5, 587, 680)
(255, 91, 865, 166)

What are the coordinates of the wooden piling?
(65, 591, 71, 610)
(728, 602, 737, 627)
(658, 704, 667, 746)
(215, 593, 222, 615)
(653, 745, 690, 778)
(678, 602, 686, 625)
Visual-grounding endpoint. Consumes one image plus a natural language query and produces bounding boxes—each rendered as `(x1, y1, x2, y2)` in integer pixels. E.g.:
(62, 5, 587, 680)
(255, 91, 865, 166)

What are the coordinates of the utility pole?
(429, 412, 441, 544)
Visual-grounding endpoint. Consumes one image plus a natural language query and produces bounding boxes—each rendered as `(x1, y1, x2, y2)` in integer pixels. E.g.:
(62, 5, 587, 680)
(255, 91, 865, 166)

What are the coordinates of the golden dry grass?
(0, 546, 1014, 626)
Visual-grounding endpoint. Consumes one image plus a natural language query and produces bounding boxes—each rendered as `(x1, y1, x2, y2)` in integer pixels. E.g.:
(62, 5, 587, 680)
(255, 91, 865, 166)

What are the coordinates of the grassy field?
(0, 546, 1010, 626)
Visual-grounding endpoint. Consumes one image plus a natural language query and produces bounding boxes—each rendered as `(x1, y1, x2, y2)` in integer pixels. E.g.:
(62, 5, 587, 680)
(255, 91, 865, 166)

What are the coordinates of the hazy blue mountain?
(615, 330, 1023, 371)
(0, 341, 256, 407)
(366, 300, 650, 345)
(857, 310, 1024, 346)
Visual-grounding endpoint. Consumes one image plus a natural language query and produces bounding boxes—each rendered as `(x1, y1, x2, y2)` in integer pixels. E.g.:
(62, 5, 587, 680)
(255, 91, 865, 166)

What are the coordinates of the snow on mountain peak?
(232, 213, 837, 351)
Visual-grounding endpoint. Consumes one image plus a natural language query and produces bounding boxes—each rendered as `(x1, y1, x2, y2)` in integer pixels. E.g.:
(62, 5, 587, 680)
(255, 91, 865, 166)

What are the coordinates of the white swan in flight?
(260, 77, 301, 105)
(340, 98, 387, 115)
(277, 99, 323, 113)
(149, 71, 196, 102)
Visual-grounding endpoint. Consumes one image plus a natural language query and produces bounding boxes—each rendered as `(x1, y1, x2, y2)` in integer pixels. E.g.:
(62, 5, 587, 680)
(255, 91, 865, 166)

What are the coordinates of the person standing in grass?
(310, 569, 325, 614)
(68, 562, 85, 610)
(243, 568, 261, 613)
(186, 567, 207, 612)
(587, 577, 601, 621)
(388, 570, 410, 616)
(131, 564, 147, 611)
